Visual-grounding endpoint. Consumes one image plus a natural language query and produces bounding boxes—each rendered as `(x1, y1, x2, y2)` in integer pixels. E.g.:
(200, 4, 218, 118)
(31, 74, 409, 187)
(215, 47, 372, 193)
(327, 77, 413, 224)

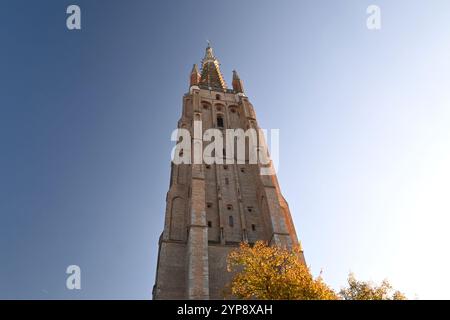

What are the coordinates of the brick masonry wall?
(153, 88, 302, 299)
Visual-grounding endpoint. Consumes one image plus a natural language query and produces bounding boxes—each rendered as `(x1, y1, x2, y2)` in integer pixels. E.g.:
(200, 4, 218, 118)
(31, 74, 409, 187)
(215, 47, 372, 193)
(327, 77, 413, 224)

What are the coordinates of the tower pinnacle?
(190, 64, 200, 87)
(232, 69, 245, 94)
(199, 44, 227, 90)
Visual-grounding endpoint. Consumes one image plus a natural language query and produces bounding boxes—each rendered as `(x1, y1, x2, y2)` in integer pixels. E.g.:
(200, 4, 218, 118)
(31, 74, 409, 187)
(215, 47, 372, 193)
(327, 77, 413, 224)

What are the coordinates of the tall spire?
(199, 44, 227, 90)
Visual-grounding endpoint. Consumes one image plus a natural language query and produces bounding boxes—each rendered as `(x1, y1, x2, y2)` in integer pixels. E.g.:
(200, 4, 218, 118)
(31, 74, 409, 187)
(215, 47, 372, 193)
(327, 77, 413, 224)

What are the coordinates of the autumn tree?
(339, 273, 406, 300)
(226, 241, 337, 300)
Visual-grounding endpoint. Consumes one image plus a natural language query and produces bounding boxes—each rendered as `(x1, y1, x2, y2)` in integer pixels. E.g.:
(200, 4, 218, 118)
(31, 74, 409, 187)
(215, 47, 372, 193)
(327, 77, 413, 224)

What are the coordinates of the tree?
(226, 241, 337, 300)
(226, 241, 407, 300)
(339, 273, 406, 300)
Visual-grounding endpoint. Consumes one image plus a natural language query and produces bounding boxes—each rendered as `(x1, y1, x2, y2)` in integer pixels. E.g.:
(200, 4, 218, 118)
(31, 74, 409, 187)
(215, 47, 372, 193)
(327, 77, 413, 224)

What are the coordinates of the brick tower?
(152, 45, 305, 300)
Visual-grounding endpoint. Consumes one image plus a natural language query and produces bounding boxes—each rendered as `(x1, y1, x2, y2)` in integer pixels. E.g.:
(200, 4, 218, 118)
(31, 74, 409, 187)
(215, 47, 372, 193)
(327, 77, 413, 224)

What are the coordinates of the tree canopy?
(226, 241, 406, 300)
(339, 273, 406, 300)
(227, 241, 337, 300)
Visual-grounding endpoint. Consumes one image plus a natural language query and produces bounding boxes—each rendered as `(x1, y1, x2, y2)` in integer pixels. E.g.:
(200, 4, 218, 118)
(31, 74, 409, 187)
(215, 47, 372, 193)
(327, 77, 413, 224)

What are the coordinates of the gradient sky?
(1, 0, 450, 299)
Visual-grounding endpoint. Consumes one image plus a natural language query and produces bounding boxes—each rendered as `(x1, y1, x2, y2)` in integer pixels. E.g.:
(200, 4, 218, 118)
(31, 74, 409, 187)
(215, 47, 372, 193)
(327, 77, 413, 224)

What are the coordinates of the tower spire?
(199, 43, 227, 90)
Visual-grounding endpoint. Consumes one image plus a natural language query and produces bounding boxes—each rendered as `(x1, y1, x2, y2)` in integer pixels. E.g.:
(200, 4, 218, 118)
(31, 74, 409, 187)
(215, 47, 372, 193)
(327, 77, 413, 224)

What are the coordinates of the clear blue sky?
(1, 0, 449, 299)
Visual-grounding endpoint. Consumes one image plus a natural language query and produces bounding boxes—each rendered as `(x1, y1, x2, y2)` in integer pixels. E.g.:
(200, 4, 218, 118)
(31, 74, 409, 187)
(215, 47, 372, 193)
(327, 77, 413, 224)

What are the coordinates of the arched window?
(202, 102, 212, 110)
(229, 216, 234, 227)
(216, 94, 221, 100)
(217, 115, 224, 128)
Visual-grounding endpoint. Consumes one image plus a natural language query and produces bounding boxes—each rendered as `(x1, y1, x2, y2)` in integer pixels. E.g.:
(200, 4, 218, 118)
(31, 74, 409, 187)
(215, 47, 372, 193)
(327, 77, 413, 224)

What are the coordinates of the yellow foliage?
(226, 242, 407, 300)
(226, 241, 337, 300)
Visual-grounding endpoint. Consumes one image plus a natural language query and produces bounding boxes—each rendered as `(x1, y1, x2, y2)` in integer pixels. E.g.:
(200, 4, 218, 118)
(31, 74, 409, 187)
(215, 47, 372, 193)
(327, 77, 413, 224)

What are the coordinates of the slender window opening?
(217, 115, 224, 128)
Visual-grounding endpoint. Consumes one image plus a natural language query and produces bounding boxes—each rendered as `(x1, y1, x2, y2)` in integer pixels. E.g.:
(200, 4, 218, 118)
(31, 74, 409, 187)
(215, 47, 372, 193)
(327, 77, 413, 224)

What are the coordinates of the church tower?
(153, 45, 305, 300)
